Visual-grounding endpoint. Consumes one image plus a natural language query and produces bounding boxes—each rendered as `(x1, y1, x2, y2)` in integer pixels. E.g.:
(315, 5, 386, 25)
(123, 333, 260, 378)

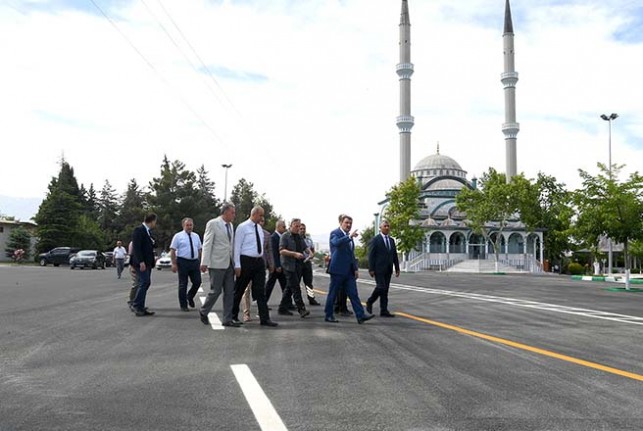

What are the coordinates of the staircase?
(446, 259, 523, 273)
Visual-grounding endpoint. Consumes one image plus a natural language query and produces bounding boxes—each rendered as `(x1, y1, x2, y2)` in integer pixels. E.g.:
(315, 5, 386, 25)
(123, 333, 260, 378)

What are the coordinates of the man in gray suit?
(199, 202, 239, 327)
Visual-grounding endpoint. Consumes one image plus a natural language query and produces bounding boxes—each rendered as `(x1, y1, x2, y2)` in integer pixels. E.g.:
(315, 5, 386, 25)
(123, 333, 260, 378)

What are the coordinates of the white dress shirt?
(170, 230, 202, 260)
(234, 219, 263, 268)
(113, 246, 127, 259)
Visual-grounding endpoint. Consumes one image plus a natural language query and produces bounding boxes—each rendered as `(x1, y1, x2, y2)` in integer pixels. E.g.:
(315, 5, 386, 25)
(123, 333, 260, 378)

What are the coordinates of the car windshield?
(78, 251, 96, 257)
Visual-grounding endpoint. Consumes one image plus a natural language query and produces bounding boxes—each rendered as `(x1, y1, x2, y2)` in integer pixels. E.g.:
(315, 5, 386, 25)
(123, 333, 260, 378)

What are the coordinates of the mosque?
(377, 0, 544, 272)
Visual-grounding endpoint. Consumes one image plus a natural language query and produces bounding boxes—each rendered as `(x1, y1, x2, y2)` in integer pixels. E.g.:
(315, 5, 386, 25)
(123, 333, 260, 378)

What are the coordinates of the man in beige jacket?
(199, 202, 239, 327)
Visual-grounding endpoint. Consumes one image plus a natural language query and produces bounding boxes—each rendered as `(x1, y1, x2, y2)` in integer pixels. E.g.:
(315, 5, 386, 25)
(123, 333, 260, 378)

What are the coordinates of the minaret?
(501, 0, 519, 179)
(397, 0, 414, 182)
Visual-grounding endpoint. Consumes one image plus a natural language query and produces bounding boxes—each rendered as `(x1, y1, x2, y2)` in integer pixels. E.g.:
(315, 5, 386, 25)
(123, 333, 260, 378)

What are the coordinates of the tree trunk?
(624, 241, 630, 290)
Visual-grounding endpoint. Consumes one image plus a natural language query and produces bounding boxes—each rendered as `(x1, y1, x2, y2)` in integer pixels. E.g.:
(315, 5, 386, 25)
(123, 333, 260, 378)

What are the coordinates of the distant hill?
(0, 195, 42, 222)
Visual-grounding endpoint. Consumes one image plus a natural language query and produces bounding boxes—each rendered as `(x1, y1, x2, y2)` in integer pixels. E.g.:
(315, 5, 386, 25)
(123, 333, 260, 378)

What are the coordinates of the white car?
(155, 252, 172, 270)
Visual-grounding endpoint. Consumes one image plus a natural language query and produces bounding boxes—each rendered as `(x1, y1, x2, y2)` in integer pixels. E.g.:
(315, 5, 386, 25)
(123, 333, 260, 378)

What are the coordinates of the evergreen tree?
(5, 226, 32, 260)
(97, 179, 119, 247)
(384, 177, 424, 260)
(230, 178, 278, 229)
(114, 179, 147, 244)
(193, 165, 220, 236)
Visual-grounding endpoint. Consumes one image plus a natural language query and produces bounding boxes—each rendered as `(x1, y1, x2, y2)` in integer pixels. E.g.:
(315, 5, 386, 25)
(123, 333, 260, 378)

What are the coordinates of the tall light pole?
(221, 164, 232, 202)
(600, 113, 618, 275)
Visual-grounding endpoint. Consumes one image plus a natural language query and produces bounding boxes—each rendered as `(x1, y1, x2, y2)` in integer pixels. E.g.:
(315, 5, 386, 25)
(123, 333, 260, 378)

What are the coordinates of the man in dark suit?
(130, 213, 158, 317)
(324, 215, 373, 324)
(265, 220, 289, 304)
(366, 220, 400, 317)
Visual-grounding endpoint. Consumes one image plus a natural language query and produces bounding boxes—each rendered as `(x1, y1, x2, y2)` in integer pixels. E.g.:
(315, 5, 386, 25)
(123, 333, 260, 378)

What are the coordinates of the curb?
(571, 275, 643, 285)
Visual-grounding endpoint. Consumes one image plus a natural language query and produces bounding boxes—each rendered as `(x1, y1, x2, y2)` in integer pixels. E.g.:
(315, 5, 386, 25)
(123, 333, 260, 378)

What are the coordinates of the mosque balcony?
(396, 115, 415, 132)
(502, 122, 520, 138)
(500, 71, 519, 87)
(396, 62, 415, 79)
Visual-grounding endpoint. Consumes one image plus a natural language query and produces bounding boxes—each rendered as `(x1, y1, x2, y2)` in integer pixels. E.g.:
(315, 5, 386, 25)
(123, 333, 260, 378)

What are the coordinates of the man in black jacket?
(131, 213, 158, 317)
(265, 220, 288, 303)
(366, 220, 400, 317)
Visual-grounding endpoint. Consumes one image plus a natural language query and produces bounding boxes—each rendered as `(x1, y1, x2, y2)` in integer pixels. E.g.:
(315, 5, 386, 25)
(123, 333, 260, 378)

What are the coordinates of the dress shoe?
(232, 318, 244, 325)
(325, 317, 339, 323)
(188, 296, 196, 308)
(299, 309, 310, 318)
(309, 298, 321, 306)
(278, 309, 293, 316)
(135, 309, 155, 317)
(357, 314, 374, 324)
(199, 313, 210, 325)
(260, 320, 278, 327)
(380, 312, 396, 318)
(181, 307, 190, 312)
(222, 321, 241, 327)
(366, 302, 373, 314)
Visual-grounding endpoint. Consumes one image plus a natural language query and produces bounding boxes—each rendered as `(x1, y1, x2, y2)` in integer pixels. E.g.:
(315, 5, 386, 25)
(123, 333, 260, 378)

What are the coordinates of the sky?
(1, 0, 642, 247)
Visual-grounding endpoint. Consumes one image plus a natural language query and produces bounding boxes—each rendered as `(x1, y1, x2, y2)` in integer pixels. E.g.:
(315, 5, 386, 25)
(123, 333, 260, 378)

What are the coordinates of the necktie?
(255, 223, 262, 254)
(188, 232, 195, 259)
(385, 235, 390, 250)
(225, 223, 232, 242)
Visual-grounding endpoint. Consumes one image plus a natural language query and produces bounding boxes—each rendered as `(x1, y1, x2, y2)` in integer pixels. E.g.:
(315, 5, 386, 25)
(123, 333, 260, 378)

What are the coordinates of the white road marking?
(199, 296, 206, 306)
(231, 364, 288, 431)
(314, 272, 643, 326)
(208, 312, 223, 330)
(197, 287, 204, 293)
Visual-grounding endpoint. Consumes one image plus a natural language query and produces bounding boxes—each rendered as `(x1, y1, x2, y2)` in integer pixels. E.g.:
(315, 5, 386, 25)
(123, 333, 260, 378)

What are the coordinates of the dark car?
(70, 250, 106, 270)
(38, 247, 81, 267)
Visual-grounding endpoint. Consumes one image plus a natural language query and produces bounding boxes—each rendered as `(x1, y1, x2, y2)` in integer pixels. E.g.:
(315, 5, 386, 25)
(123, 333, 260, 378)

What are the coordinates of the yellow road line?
(312, 288, 643, 382)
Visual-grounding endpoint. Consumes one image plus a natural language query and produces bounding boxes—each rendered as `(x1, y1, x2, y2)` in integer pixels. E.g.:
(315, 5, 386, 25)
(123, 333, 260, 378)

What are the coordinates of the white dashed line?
(231, 364, 288, 431)
(198, 296, 223, 330)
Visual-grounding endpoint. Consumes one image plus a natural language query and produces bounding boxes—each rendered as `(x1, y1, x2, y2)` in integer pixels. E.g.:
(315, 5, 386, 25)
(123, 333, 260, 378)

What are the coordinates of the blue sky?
(1, 0, 642, 234)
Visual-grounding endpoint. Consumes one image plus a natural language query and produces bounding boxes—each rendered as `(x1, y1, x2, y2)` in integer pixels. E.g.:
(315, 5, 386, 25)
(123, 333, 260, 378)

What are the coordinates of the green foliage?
(230, 178, 279, 230)
(355, 225, 375, 260)
(384, 177, 424, 255)
(73, 214, 105, 250)
(97, 180, 119, 248)
(568, 262, 584, 275)
(113, 179, 147, 246)
(5, 226, 31, 259)
(573, 163, 643, 277)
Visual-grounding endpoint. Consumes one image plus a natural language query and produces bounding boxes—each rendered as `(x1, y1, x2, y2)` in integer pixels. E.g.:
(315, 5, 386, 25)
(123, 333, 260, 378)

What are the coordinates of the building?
(381, 1, 543, 272)
(0, 218, 37, 262)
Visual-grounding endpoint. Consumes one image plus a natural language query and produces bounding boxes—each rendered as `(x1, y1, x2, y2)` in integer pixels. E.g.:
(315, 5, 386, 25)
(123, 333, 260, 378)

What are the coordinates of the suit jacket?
(368, 234, 400, 275)
(271, 232, 282, 269)
(263, 229, 274, 269)
(132, 224, 155, 268)
(201, 216, 234, 269)
(328, 228, 358, 276)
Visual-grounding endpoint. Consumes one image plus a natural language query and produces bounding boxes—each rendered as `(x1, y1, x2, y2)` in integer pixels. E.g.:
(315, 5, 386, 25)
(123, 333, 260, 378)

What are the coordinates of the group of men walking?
(123, 204, 401, 326)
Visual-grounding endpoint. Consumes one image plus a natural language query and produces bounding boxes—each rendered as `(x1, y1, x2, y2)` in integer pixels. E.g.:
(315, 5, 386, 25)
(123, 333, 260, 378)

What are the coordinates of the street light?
(221, 164, 232, 202)
(600, 113, 618, 275)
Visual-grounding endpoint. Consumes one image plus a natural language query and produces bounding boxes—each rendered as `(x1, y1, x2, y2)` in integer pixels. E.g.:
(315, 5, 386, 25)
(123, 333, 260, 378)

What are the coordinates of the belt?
(177, 257, 199, 261)
(240, 255, 263, 260)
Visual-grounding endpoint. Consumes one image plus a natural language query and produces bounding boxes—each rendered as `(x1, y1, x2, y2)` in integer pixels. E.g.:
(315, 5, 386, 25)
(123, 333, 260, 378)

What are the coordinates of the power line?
(155, 0, 242, 117)
(86, 0, 226, 146)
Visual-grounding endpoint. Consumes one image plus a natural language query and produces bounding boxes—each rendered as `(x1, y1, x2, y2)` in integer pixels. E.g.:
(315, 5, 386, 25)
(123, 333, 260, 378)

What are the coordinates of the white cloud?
(0, 0, 642, 244)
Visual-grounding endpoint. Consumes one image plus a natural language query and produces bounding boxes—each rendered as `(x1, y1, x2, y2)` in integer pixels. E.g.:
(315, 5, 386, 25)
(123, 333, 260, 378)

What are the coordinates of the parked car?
(70, 250, 106, 270)
(103, 252, 114, 267)
(38, 247, 81, 267)
(155, 252, 172, 270)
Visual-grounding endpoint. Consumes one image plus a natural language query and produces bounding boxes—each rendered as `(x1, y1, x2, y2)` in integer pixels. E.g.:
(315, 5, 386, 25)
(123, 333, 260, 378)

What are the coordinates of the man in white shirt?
(200, 203, 239, 327)
(231, 206, 278, 327)
(170, 218, 203, 312)
(113, 240, 127, 279)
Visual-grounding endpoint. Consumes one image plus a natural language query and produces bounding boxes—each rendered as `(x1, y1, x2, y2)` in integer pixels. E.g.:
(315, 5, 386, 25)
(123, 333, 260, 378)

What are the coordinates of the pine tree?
(114, 179, 147, 244)
(5, 226, 32, 260)
(97, 180, 119, 246)
(193, 165, 220, 236)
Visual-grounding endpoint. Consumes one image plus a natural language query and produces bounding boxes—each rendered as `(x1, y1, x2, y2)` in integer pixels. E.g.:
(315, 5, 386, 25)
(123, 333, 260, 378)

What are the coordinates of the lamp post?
(600, 113, 618, 275)
(373, 213, 380, 235)
(221, 164, 232, 202)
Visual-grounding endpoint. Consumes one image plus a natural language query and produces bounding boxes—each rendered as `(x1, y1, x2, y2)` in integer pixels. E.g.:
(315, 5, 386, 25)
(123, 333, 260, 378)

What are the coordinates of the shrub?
(568, 262, 584, 275)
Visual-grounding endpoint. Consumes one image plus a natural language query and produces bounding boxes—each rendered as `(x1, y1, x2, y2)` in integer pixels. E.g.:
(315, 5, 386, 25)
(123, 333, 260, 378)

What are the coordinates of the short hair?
(290, 218, 301, 226)
(182, 217, 193, 226)
(144, 213, 157, 223)
(300, 223, 306, 228)
(340, 215, 353, 223)
(221, 202, 235, 214)
(380, 220, 390, 227)
(276, 219, 286, 228)
(338, 214, 346, 223)
(251, 206, 264, 216)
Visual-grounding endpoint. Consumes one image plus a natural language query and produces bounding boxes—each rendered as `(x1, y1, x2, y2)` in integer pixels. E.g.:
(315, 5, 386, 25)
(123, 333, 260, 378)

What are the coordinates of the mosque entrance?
(468, 234, 486, 259)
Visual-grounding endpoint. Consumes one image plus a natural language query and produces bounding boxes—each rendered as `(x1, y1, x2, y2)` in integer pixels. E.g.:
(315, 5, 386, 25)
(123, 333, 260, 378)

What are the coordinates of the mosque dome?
(413, 153, 463, 172)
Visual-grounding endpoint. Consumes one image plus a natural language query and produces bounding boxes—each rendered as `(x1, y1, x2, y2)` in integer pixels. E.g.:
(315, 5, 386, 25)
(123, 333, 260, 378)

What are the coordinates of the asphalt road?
(1, 265, 642, 431)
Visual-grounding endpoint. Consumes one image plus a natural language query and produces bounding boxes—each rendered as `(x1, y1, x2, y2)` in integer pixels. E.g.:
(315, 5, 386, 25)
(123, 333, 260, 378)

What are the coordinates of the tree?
(456, 168, 530, 272)
(355, 225, 375, 267)
(114, 179, 147, 244)
(383, 177, 424, 265)
(573, 164, 643, 289)
(72, 214, 105, 250)
(519, 173, 573, 267)
(193, 165, 220, 236)
(33, 161, 84, 253)
(5, 226, 31, 260)
(97, 180, 119, 248)
(229, 178, 279, 230)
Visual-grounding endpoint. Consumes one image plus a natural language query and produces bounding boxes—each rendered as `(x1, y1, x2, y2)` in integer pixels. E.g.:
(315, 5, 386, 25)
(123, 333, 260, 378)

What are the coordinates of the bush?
(568, 262, 584, 275)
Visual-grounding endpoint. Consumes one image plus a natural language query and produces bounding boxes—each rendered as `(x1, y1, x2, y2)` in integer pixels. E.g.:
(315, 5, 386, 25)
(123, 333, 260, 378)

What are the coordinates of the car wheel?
(53, 263, 60, 267)
(39, 259, 47, 267)
(70, 265, 74, 270)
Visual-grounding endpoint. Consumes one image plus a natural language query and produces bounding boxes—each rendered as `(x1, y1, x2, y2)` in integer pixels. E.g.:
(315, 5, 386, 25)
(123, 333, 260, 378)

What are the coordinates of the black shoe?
(188, 296, 195, 308)
(181, 307, 189, 312)
(222, 321, 241, 327)
(136, 309, 155, 316)
(339, 311, 352, 317)
(309, 298, 321, 306)
(129, 304, 136, 312)
(260, 320, 278, 327)
(199, 313, 210, 325)
(380, 312, 395, 318)
(357, 314, 374, 324)
(366, 302, 373, 314)
(299, 309, 310, 318)
(278, 309, 294, 316)
(232, 318, 244, 325)
(325, 317, 339, 323)
(287, 304, 297, 311)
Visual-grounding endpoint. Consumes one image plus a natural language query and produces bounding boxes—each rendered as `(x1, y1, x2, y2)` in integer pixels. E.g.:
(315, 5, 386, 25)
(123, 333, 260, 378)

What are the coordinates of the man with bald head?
(231, 206, 278, 327)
